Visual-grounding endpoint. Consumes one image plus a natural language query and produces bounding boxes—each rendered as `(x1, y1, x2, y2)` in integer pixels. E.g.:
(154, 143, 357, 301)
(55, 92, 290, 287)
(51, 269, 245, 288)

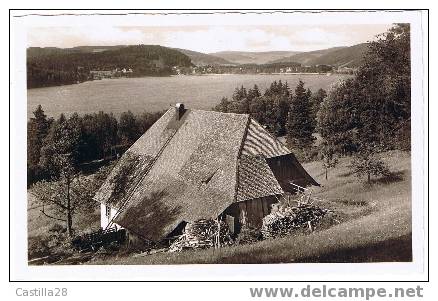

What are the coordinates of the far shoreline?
(27, 72, 345, 90)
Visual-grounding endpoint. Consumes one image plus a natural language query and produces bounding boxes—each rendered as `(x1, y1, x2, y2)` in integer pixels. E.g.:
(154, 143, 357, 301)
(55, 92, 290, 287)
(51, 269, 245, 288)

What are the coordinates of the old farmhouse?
(94, 104, 318, 244)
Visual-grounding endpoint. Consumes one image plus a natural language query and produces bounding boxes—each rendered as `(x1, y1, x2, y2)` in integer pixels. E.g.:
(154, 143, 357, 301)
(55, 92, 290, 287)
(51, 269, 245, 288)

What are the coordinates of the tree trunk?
(367, 172, 371, 183)
(67, 211, 73, 237)
(66, 176, 73, 237)
(325, 167, 328, 180)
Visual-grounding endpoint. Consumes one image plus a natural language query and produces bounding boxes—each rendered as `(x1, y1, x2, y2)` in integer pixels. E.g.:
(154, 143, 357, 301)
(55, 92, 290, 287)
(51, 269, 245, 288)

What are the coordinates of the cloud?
(28, 24, 393, 52)
(292, 27, 349, 46)
(29, 26, 146, 47)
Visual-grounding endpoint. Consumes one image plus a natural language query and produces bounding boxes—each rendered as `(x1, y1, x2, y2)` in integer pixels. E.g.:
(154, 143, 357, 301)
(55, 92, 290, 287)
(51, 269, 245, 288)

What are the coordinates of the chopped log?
(169, 219, 232, 252)
(261, 203, 330, 239)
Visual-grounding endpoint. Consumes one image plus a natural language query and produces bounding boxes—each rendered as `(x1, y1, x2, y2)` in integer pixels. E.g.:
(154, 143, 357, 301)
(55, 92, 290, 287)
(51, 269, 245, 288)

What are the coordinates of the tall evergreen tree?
(27, 105, 52, 183)
(317, 79, 360, 155)
(232, 85, 247, 102)
(81, 111, 119, 160)
(249, 96, 267, 124)
(286, 80, 315, 149)
(39, 114, 82, 178)
(247, 84, 261, 101)
(118, 111, 139, 145)
(311, 89, 327, 115)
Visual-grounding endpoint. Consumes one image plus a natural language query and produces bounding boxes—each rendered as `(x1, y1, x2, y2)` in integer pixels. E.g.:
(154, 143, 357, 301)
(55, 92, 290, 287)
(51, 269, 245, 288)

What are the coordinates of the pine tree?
(247, 84, 261, 101)
(118, 111, 138, 145)
(286, 80, 315, 149)
(249, 96, 267, 124)
(317, 79, 360, 155)
(39, 114, 82, 178)
(27, 105, 52, 183)
(232, 85, 247, 102)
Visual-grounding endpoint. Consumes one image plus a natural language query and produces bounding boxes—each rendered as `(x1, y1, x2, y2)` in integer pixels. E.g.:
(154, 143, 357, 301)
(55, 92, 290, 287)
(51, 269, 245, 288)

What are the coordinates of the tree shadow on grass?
(338, 170, 356, 178)
(369, 170, 405, 185)
(301, 233, 412, 263)
(209, 233, 412, 264)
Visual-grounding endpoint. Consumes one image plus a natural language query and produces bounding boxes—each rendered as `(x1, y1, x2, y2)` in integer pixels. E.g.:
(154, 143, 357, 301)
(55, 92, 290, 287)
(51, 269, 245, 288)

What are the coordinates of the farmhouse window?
(105, 206, 111, 218)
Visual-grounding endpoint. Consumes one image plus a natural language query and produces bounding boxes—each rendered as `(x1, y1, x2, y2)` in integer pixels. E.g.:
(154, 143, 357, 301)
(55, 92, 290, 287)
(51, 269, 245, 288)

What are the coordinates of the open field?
(27, 149, 410, 265)
(27, 74, 351, 119)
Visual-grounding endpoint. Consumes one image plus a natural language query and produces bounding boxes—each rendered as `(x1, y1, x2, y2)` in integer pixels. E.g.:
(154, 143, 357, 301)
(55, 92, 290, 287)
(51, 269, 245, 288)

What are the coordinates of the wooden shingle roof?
(236, 154, 283, 202)
(241, 118, 290, 158)
(94, 107, 316, 241)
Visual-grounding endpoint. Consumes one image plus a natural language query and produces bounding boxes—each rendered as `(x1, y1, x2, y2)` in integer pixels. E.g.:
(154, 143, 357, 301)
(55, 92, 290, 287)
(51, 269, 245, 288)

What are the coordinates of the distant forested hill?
(27, 45, 193, 88)
(174, 48, 236, 66)
(270, 44, 369, 68)
(305, 43, 369, 68)
(209, 51, 301, 65)
(27, 45, 129, 59)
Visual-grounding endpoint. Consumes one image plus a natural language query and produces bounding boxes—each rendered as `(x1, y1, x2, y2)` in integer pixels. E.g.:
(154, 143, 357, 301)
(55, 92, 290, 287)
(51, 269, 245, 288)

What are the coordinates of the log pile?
(169, 219, 232, 252)
(261, 203, 330, 239)
(235, 225, 262, 245)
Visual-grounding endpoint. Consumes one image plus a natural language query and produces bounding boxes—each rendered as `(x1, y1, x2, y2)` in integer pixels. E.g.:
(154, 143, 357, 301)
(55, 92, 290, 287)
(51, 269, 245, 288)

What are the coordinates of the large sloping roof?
(95, 108, 316, 241)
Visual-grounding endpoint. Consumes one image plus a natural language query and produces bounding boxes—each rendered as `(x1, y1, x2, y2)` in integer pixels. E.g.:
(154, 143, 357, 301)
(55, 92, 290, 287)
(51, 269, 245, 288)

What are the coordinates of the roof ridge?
(190, 108, 250, 117)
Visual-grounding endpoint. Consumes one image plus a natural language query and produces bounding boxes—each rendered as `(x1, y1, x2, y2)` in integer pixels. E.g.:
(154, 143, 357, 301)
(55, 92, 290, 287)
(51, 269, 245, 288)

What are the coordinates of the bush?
(28, 236, 51, 260)
(349, 150, 390, 183)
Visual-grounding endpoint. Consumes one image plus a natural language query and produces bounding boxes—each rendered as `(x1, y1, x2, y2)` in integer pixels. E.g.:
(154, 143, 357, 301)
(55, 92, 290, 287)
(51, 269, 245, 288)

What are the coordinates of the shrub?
(349, 149, 390, 183)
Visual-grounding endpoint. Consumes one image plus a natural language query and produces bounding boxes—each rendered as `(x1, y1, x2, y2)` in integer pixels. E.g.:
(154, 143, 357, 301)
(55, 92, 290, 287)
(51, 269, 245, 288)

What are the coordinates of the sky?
(28, 24, 393, 53)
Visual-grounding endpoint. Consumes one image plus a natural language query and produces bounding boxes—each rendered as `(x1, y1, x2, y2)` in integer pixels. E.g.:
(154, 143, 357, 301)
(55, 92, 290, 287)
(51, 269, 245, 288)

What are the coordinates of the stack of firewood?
(169, 219, 232, 252)
(261, 203, 330, 239)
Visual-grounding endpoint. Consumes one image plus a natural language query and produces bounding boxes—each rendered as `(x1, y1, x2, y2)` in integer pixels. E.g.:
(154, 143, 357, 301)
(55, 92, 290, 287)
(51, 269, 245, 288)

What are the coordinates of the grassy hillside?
(210, 51, 301, 65)
(84, 150, 411, 265)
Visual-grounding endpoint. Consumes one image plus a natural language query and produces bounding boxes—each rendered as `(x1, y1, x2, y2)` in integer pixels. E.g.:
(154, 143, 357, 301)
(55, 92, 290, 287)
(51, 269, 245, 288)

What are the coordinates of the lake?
(27, 74, 351, 118)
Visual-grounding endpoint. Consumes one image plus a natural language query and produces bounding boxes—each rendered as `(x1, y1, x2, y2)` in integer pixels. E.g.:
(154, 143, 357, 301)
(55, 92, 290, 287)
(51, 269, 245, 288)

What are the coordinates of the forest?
(27, 45, 193, 88)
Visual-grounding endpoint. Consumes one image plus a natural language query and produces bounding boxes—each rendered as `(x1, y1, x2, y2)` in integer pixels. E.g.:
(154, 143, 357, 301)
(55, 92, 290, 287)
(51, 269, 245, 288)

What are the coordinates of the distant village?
(87, 63, 355, 81)
(172, 64, 356, 76)
(89, 67, 134, 80)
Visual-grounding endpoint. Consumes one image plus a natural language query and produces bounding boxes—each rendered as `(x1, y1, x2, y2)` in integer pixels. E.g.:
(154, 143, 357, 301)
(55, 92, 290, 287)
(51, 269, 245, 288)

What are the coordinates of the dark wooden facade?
(222, 195, 278, 233)
(222, 154, 318, 234)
